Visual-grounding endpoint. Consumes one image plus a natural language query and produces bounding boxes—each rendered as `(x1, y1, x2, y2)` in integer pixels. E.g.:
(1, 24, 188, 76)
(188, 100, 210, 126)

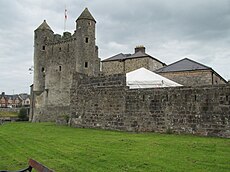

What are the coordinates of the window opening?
(85, 37, 89, 43)
(42, 45, 45, 50)
(85, 62, 88, 68)
(59, 66, 62, 71)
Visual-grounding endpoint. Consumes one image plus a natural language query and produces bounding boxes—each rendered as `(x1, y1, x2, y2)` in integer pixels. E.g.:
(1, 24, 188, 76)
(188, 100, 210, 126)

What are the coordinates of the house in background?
(19, 93, 30, 107)
(0, 92, 30, 108)
(155, 58, 227, 86)
(102, 46, 166, 75)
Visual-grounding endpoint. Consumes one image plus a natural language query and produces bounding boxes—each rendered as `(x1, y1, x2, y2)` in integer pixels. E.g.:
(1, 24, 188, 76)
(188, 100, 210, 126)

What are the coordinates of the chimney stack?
(135, 45, 145, 53)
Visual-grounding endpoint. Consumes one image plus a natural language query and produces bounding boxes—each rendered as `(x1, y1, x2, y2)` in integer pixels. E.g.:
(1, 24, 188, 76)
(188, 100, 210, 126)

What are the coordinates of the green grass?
(0, 111, 18, 117)
(0, 123, 229, 172)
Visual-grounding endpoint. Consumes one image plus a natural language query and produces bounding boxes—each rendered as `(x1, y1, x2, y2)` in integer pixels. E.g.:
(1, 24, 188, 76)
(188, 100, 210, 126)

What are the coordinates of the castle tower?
(75, 8, 100, 76)
(33, 20, 54, 92)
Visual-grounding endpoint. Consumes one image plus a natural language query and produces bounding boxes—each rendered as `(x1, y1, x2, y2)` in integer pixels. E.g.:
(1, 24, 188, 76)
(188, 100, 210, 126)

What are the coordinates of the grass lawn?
(0, 123, 229, 172)
(0, 111, 18, 118)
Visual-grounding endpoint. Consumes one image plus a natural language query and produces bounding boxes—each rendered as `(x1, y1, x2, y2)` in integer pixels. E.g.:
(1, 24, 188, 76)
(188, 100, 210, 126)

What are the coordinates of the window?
(59, 66, 62, 71)
(41, 67, 45, 72)
(85, 37, 89, 43)
(42, 45, 45, 50)
(59, 47, 61, 51)
(85, 62, 88, 68)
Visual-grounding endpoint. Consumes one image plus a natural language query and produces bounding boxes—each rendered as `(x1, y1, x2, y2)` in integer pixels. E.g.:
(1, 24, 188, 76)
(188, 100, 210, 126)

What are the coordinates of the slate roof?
(155, 58, 211, 73)
(35, 20, 53, 31)
(0, 93, 30, 100)
(0, 94, 20, 100)
(102, 51, 165, 65)
(76, 8, 96, 22)
(101, 53, 130, 62)
(19, 94, 30, 100)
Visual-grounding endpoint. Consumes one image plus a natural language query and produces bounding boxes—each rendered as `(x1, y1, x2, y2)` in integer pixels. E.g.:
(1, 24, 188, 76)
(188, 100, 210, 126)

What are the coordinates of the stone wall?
(102, 57, 164, 75)
(159, 70, 213, 86)
(102, 61, 124, 75)
(70, 73, 230, 138)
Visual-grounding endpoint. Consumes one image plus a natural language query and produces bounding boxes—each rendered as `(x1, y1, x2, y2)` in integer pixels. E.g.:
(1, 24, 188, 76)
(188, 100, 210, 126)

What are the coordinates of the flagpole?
(64, 6, 67, 31)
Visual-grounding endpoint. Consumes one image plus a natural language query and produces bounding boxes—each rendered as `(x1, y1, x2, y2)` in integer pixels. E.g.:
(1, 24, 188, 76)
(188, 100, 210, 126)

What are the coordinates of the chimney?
(135, 45, 145, 53)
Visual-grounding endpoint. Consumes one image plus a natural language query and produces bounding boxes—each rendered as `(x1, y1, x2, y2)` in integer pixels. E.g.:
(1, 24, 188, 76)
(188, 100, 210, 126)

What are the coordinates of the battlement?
(45, 32, 76, 46)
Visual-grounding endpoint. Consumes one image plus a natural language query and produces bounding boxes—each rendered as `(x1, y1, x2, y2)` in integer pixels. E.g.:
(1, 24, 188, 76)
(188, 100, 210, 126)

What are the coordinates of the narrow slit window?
(85, 62, 88, 68)
(42, 45, 45, 50)
(59, 66, 62, 71)
(59, 47, 61, 51)
(41, 67, 45, 72)
(85, 37, 89, 43)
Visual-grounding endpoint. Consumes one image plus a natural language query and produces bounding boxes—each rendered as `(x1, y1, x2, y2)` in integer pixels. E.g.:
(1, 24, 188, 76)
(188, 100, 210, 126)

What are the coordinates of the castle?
(30, 8, 230, 138)
(31, 8, 100, 120)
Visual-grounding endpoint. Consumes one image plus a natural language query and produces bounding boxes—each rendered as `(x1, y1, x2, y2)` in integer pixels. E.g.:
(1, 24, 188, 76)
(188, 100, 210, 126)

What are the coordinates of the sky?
(0, 0, 230, 94)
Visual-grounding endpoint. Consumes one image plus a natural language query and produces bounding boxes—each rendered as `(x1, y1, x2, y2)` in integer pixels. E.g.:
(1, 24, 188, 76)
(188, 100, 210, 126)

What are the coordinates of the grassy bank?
(0, 111, 18, 117)
(0, 122, 229, 171)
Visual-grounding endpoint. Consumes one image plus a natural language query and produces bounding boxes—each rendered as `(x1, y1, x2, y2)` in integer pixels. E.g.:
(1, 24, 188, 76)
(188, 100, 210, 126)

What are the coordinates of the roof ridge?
(156, 57, 211, 73)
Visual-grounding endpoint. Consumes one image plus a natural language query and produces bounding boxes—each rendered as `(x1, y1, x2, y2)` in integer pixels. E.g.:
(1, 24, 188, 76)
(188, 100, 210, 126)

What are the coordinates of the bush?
(18, 108, 29, 121)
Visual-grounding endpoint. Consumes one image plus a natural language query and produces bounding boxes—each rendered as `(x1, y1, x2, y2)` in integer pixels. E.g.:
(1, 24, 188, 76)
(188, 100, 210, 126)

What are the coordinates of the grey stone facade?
(31, 8, 230, 138)
(70, 73, 230, 138)
(159, 70, 226, 86)
(102, 46, 165, 75)
(156, 58, 227, 86)
(31, 8, 100, 122)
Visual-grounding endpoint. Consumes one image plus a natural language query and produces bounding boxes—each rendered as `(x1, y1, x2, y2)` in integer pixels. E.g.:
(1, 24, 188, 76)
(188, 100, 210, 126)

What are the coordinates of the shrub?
(18, 108, 29, 121)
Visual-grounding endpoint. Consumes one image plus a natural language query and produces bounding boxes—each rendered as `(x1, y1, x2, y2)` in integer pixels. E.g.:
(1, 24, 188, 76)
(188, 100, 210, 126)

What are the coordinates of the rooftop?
(156, 58, 211, 73)
(102, 46, 165, 65)
(76, 8, 96, 22)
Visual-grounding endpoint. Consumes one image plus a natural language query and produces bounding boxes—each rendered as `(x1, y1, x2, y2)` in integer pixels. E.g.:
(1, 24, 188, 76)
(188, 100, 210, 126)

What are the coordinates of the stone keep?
(32, 8, 100, 121)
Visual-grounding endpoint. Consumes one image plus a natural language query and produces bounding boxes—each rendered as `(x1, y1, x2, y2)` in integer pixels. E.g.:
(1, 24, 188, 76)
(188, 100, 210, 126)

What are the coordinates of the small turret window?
(85, 62, 88, 68)
(59, 47, 61, 51)
(41, 67, 45, 72)
(59, 66, 62, 71)
(85, 37, 89, 43)
(42, 45, 45, 50)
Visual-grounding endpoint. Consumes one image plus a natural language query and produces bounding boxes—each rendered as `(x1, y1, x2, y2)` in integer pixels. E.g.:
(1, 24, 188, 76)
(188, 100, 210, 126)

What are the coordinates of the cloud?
(0, 0, 230, 94)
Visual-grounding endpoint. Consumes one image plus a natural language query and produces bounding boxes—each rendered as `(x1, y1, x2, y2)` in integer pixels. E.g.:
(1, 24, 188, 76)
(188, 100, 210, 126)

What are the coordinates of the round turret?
(33, 20, 54, 92)
(75, 8, 100, 76)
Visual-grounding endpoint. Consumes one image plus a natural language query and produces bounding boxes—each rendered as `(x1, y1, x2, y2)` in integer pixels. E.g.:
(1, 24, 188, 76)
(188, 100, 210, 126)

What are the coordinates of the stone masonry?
(159, 70, 226, 86)
(31, 8, 230, 138)
(70, 73, 230, 138)
(31, 8, 100, 121)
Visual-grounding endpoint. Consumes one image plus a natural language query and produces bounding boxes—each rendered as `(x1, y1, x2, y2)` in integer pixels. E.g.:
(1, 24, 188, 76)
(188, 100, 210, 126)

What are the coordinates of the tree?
(18, 108, 29, 121)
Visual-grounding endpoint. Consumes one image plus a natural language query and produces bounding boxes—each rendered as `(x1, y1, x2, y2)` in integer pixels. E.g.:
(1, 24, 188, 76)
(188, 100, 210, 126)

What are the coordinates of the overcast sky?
(0, 0, 230, 94)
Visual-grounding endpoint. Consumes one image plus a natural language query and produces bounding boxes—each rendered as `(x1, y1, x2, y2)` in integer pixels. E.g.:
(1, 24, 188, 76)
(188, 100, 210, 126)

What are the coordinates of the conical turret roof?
(76, 8, 96, 22)
(35, 20, 53, 31)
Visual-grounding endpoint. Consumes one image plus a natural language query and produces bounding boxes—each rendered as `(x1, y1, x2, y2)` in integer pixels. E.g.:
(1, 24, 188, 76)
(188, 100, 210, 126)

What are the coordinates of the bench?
(0, 159, 54, 172)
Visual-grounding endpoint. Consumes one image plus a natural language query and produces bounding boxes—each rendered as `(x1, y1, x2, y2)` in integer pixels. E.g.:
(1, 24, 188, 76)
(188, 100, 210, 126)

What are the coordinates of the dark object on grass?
(0, 159, 54, 172)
